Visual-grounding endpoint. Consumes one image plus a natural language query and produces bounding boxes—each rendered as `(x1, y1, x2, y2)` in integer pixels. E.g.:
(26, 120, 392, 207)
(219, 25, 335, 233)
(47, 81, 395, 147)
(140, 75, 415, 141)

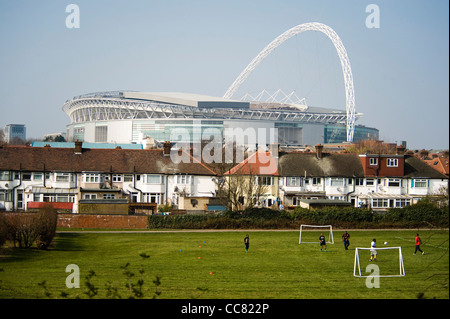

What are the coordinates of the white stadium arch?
(223, 22, 356, 142)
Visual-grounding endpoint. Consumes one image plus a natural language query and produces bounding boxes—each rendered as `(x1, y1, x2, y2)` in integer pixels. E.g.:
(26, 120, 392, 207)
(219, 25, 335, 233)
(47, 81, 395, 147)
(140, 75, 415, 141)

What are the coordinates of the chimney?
(163, 141, 171, 156)
(396, 145, 405, 155)
(316, 144, 324, 159)
(419, 149, 429, 159)
(74, 139, 82, 154)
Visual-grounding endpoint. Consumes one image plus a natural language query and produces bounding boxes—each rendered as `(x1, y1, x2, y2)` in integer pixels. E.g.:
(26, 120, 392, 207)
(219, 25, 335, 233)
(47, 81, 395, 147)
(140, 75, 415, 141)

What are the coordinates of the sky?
(0, 0, 448, 150)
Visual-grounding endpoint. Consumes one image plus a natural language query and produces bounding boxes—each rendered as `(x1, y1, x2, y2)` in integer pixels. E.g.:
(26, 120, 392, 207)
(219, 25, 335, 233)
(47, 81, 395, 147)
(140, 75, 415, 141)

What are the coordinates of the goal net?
(353, 247, 405, 277)
(299, 224, 334, 244)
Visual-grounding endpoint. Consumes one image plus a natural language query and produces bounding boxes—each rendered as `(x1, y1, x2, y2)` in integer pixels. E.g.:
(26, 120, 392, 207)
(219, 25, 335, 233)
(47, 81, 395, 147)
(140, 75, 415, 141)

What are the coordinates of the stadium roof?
(123, 91, 250, 109)
(32, 141, 143, 150)
(63, 90, 360, 126)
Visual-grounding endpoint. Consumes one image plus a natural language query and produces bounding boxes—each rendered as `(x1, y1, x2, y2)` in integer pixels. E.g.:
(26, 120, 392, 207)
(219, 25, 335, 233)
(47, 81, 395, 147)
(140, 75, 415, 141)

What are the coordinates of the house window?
(84, 194, 97, 199)
(147, 175, 163, 184)
(0, 190, 9, 201)
(22, 173, 32, 181)
(395, 198, 411, 207)
(286, 177, 300, 187)
(103, 194, 115, 200)
(112, 174, 122, 182)
(372, 198, 389, 208)
(412, 179, 427, 188)
(56, 173, 71, 182)
(124, 174, 133, 182)
(366, 179, 375, 186)
(355, 178, 364, 186)
(387, 158, 398, 167)
(369, 158, 378, 166)
(142, 193, 163, 204)
(176, 175, 191, 184)
(312, 177, 321, 185)
(33, 173, 43, 181)
(387, 178, 401, 187)
(83, 173, 101, 183)
(0, 171, 11, 181)
(257, 176, 273, 186)
(330, 178, 344, 186)
(43, 194, 75, 202)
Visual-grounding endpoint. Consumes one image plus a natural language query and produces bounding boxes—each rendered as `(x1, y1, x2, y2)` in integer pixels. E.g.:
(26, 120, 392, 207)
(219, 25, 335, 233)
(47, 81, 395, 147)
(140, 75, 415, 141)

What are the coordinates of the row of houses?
(0, 141, 448, 214)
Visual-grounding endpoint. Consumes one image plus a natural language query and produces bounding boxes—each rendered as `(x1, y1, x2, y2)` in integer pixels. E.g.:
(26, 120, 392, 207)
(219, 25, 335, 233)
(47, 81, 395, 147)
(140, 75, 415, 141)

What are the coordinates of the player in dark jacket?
(244, 234, 249, 253)
(319, 233, 327, 252)
(342, 231, 350, 250)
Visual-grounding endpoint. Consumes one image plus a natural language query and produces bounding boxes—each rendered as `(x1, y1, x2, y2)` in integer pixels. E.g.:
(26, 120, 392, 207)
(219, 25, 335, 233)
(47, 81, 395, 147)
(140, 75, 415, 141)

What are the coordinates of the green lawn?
(0, 229, 448, 299)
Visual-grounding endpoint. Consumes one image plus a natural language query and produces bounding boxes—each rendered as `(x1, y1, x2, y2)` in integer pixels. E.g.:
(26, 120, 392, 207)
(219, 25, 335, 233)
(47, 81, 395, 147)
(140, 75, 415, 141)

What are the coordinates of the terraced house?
(225, 144, 448, 211)
(0, 141, 216, 214)
(0, 142, 447, 213)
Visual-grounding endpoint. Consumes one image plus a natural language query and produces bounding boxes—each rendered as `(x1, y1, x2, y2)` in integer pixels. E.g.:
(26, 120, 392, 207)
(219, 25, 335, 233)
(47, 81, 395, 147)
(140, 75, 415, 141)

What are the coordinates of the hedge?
(147, 203, 449, 229)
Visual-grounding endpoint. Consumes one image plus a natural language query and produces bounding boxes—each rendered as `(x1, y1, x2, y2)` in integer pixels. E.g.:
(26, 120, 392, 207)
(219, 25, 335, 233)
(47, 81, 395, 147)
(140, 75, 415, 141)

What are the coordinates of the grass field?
(0, 229, 448, 299)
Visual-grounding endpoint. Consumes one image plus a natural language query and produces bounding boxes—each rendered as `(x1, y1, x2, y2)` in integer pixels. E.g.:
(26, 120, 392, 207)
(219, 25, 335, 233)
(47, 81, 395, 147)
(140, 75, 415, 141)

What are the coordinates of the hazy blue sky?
(0, 0, 448, 149)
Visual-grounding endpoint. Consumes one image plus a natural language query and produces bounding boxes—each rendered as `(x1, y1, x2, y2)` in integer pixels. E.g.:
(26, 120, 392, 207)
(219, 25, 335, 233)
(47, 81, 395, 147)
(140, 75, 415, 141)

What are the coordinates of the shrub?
(0, 215, 7, 248)
(1, 207, 58, 249)
(35, 204, 58, 250)
(5, 213, 38, 248)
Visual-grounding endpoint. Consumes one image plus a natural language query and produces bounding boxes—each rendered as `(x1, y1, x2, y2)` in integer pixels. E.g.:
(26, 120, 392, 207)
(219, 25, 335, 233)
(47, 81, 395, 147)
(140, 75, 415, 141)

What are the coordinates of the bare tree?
(221, 155, 269, 211)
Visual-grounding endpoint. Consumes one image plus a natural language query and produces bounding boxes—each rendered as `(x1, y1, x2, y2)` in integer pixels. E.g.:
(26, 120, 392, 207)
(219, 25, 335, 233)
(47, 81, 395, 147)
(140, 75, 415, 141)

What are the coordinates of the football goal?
(299, 224, 334, 244)
(353, 246, 405, 277)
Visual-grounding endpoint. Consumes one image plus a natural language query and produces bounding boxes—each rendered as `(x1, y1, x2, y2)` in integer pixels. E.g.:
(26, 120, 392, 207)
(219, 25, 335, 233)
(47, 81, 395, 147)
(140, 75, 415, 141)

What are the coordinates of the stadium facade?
(63, 91, 378, 146)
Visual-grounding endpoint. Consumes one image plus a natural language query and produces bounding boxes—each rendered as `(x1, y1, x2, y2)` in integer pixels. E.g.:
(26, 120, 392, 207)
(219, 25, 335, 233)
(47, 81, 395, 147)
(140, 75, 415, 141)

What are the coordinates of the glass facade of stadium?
(68, 119, 378, 146)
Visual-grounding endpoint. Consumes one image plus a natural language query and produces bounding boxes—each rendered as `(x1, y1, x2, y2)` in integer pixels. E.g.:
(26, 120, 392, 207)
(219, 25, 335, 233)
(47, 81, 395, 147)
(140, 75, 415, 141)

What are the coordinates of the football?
(384, 241, 388, 245)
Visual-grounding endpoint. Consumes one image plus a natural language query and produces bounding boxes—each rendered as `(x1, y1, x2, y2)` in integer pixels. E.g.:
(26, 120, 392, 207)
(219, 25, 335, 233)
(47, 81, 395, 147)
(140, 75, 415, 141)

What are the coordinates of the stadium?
(63, 23, 379, 147)
(63, 90, 378, 146)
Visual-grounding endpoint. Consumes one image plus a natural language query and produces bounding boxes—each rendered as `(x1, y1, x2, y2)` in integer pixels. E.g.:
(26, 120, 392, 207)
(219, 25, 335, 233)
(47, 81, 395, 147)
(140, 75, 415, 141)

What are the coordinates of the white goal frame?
(299, 224, 334, 244)
(353, 247, 405, 278)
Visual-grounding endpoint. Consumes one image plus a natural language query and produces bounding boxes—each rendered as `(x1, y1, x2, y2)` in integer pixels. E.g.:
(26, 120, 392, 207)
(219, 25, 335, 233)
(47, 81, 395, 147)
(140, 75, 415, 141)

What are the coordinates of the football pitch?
(0, 229, 448, 299)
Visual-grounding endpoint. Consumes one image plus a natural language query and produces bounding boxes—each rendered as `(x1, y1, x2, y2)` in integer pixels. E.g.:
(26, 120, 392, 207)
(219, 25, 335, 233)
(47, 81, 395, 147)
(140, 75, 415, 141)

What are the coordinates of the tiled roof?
(423, 158, 449, 176)
(1, 145, 447, 180)
(404, 156, 448, 178)
(0, 145, 216, 176)
(224, 151, 279, 176)
(278, 152, 365, 177)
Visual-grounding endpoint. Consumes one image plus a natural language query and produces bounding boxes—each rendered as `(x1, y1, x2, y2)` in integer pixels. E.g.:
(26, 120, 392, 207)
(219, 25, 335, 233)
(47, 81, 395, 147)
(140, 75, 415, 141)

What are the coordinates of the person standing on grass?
(319, 233, 327, 252)
(369, 239, 377, 261)
(244, 234, 249, 253)
(414, 233, 425, 255)
(342, 231, 350, 250)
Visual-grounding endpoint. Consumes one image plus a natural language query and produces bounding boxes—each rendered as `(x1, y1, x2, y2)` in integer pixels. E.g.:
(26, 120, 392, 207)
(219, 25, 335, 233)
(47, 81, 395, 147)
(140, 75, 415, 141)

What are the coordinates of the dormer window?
(386, 158, 398, 167)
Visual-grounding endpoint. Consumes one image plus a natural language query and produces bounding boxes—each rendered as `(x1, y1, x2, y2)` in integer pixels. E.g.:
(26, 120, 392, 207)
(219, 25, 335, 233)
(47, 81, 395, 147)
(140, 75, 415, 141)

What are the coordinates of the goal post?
(299, 224, 334, 244)
(353, 247, 405, 277)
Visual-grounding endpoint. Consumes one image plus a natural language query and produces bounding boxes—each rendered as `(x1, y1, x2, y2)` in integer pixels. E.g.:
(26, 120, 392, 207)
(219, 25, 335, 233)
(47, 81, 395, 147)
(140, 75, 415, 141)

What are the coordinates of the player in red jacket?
(414, 233, 425, 255)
